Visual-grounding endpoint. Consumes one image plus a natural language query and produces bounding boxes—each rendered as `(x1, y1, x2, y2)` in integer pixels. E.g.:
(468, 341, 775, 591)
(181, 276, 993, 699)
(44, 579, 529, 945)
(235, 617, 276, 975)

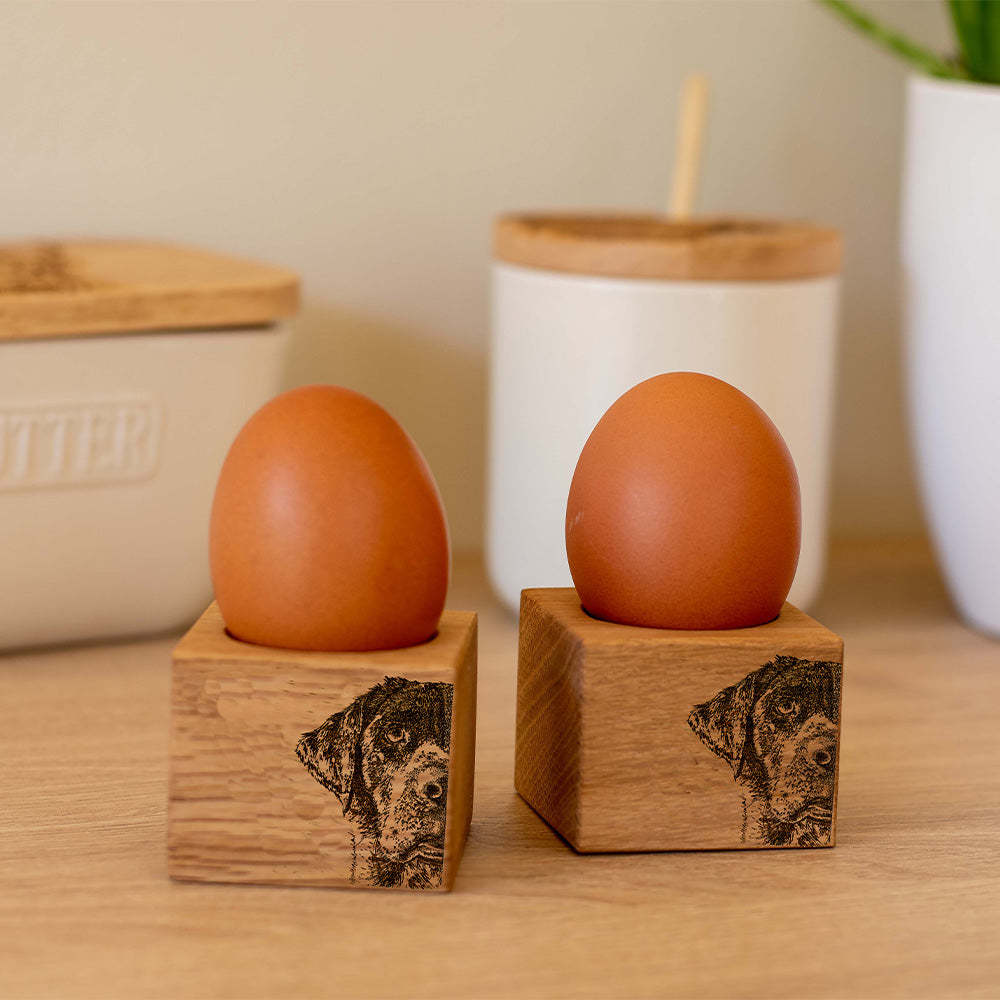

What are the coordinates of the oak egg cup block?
(169, 604, 477, 891)
(515, 588, 843, 853)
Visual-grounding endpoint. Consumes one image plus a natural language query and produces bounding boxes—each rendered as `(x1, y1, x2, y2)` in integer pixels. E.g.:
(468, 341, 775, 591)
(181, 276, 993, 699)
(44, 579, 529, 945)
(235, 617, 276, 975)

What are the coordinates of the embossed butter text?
(0, 398, 162, 490)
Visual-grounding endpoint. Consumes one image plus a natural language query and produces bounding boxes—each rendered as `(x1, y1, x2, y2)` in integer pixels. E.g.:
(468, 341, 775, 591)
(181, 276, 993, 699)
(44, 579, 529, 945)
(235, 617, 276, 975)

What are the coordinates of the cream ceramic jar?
(487, 215, 842, 614)
(0, 241, 297, 648)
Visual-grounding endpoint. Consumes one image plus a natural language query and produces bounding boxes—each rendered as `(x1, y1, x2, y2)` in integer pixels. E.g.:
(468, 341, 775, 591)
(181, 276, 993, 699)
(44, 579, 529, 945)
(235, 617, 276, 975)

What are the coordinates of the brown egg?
(210, 385, 449, 651)
(565, 373, 800, 630)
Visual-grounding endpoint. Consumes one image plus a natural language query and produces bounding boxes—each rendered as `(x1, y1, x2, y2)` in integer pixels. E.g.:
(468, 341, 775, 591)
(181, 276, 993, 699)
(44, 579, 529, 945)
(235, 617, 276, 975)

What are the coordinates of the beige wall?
(0, 0, 949, 549)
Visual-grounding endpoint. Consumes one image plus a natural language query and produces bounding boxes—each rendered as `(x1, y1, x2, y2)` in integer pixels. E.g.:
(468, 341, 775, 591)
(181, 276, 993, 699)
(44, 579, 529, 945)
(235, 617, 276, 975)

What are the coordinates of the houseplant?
(821, 1, 1000, 635)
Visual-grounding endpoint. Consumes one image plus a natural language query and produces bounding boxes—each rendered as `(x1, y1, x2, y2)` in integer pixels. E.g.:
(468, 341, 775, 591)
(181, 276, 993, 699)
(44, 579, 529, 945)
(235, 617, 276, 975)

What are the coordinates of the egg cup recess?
(514, 373, 845, 853)
(168, 386, 478, 891)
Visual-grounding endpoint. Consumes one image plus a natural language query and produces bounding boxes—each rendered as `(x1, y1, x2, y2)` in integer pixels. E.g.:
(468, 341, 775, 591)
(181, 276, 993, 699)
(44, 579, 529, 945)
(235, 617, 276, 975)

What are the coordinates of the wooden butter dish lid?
(494, 213, 842, 282)
(0, 240, 299, 341)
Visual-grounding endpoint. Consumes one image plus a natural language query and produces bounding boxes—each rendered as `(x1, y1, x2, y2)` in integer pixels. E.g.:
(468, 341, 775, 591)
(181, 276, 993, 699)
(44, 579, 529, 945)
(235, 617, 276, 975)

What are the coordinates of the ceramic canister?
(487, 214, 842, 614)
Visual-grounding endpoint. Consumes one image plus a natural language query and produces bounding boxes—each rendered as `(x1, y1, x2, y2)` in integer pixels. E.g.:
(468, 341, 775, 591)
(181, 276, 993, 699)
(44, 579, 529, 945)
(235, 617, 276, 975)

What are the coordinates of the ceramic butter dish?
(0, 240, 297, 648)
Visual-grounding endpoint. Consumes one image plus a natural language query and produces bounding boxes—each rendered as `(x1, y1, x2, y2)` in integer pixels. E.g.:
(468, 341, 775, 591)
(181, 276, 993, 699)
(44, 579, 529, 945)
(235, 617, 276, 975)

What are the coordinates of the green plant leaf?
(981, 0, 1000, 82)
(949, 1, 984, 78)
(948, 0, 1000, 83)
(818, 0, 966, 79)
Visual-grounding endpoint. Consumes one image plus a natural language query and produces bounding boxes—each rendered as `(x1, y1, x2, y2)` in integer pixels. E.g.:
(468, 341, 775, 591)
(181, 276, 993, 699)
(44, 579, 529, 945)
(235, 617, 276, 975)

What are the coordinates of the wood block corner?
(515, 588, 844, 853)
(169, 604, 477, 891)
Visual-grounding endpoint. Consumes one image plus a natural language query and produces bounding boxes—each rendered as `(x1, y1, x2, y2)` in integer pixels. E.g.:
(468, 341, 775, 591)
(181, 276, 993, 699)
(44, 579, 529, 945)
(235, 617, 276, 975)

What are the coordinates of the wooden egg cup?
(515, 589, 843, 853)
(168, 604, 477, 892)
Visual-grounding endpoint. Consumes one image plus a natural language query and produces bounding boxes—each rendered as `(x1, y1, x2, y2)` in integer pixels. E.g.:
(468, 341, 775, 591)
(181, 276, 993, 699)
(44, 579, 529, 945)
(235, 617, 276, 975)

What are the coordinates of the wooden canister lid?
(494, 214, 842, 282)
(0, 240, 299, 341)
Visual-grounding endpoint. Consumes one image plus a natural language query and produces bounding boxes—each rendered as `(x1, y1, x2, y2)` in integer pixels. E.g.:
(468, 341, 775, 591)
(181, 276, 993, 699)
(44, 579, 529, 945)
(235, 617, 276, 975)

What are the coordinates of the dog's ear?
(295, 676, 413, 811)
(687, 674, 759, 775)
(295, 697, 367, 807)
(688, 657, 794, 776)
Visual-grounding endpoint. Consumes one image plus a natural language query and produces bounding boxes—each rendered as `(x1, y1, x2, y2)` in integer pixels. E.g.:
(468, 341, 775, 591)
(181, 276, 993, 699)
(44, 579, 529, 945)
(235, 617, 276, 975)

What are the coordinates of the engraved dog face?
(296, 677, 453, 888)
(688, 655, 842, 847)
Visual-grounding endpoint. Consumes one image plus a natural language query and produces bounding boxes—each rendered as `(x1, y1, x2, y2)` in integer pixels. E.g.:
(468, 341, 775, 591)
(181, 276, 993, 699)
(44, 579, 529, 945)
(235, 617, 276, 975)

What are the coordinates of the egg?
(209, 385, 449, 651)
(565, 372, 800, 630)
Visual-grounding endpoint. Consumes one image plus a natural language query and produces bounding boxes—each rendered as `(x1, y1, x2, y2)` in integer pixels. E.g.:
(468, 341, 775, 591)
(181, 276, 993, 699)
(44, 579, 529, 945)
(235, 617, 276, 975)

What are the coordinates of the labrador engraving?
(688, 655, 842, 847)
(296, 677, 452, 888)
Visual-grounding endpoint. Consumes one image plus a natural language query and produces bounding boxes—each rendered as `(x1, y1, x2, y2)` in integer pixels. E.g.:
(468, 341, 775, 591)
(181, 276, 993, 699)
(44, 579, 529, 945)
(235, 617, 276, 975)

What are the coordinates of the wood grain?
(168, 604, 476, 891)
(0, 240, 298, 339)
(494, 213, 842, 281)
(516, 590, 843, 852)
(1, 544, 999, 998)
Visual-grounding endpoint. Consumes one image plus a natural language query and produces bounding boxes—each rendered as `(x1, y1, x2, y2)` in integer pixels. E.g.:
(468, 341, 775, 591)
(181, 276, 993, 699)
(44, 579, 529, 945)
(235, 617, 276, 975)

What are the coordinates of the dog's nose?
(809, 741, 835, 770)
(422, 775, 447, 806)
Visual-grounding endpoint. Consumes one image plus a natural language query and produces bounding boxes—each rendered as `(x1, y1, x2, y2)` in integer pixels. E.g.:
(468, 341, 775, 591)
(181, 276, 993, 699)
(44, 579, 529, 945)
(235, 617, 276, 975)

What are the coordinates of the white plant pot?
(487, 216, 842, 616)
(903, 76, 1000, 635)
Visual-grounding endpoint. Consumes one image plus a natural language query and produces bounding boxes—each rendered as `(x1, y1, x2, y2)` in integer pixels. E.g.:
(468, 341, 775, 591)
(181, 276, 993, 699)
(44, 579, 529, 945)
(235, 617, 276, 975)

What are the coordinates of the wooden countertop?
(2, 542, 999, 998)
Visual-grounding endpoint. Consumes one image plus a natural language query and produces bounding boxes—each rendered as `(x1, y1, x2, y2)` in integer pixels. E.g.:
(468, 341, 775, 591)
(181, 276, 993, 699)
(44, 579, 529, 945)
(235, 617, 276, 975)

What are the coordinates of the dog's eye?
(775, 698, 797, 716)
(384, 726, 408, 745)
